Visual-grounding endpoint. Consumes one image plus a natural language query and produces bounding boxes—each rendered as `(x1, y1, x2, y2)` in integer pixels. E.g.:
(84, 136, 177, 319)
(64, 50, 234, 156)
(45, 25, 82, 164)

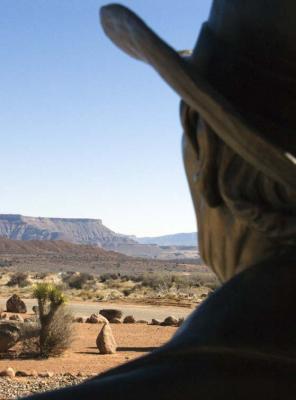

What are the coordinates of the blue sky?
(0, 0, 212, 236)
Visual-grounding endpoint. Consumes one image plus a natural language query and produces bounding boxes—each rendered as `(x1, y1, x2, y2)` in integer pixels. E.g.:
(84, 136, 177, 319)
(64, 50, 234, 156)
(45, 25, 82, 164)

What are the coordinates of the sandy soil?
(0, 323, 177, 375)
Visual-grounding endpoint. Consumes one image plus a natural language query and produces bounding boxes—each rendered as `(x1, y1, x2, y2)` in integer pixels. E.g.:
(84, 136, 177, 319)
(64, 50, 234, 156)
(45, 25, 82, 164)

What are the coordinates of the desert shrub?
(0, 259, 12, 268)
(99, 272, 118, 282)
(63, 272, 94, 289)
(33, 283, 73, 357)
(141, 273, 174, 290)
(39, 307, 74, 356)
(33, 272, 49, 280)
(7, 272, 30, 287)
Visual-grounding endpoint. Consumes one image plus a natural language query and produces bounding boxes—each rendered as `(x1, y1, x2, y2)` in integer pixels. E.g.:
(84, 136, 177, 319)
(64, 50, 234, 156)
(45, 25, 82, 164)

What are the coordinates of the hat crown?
(208, 0, 296, 71)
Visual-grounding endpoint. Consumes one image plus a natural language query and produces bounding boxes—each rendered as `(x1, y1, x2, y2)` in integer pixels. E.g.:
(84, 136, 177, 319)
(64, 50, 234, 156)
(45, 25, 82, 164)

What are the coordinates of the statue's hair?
(180, 101, 296, 244)
(211, 126, 296, 243)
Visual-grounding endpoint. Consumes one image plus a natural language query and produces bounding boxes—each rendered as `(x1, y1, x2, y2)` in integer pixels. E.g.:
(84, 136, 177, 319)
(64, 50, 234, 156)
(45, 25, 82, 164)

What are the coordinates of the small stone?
(32, 305, 39, 314)
(86, 314, 108, 324)
(9, 314, 24, 323)
(123, 315, 135, 324)
(38, 371, 54, 378)
(0, 367, 15, 378)
(177, 317, 185, 327)
(161, 316, 178, 326)
(96, 323, 117, 354)
(151, 319, 161, 325)
(110, 318, 121, 324)
(16, 370, 30, 377)
(99, 309, 122, 322)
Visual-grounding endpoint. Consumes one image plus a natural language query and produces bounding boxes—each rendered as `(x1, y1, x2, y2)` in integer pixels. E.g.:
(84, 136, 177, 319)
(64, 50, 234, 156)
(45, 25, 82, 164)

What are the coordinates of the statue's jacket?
(26, 250, 296, 399)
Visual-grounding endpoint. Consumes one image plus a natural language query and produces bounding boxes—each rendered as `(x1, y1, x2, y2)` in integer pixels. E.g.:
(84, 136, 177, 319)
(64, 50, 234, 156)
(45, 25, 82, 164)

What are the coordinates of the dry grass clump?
(62, 272, 95, 289)
(7, 272, 30, 288)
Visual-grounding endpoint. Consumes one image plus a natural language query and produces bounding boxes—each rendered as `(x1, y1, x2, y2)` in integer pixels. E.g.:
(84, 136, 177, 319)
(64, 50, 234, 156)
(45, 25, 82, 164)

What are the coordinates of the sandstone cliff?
(0, 214, 135, 250)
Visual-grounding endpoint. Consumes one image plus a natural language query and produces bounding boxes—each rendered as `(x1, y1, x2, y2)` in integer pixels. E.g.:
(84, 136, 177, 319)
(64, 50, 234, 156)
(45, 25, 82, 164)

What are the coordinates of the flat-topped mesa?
(0, 214, 136, 249)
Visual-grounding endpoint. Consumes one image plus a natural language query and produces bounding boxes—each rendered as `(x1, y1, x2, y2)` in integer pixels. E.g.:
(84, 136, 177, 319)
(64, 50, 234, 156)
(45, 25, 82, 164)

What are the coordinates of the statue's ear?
(180, 101, 222, 208)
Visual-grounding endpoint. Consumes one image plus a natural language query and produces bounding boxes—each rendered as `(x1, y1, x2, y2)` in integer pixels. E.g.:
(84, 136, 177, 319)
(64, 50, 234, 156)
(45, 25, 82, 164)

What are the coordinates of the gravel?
(0, 375, 89, 399)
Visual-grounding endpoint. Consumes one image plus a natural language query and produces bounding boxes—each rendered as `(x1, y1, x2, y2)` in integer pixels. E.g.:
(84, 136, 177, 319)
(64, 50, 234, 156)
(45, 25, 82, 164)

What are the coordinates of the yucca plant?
(33, 283, 69, 357)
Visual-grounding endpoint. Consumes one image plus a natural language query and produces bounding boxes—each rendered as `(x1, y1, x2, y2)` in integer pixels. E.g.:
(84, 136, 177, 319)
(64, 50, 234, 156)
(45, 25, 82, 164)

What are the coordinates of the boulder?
(6, 294, 27, 313)
(96, 323, 117, 354)
(151, 319, 161, 326)
(0, 323, 21, 352)
(86, 314, 108, 324)
(0, 367, 15, 378)
(9, 314, 24, 323)
(161, 316, 179, 326)
(123, 315, 135, 324)
(99, 309, 122, 322)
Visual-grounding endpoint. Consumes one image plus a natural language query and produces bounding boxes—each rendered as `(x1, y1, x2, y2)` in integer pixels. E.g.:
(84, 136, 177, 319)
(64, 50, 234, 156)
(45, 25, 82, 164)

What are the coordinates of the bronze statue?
(26, 1, 296, 398)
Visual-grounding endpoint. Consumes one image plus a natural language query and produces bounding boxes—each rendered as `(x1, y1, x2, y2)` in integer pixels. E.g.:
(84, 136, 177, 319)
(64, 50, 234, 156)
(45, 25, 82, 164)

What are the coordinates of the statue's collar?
(170, 249, 296, 358)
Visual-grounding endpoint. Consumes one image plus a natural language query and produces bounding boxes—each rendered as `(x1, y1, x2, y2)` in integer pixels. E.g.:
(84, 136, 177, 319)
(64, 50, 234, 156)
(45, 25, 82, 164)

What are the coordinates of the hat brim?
(100, 4, 296, 192)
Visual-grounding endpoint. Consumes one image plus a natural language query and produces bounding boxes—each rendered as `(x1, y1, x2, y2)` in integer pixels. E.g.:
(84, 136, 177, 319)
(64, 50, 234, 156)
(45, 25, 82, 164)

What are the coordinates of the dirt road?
(0, 298, 194, 321)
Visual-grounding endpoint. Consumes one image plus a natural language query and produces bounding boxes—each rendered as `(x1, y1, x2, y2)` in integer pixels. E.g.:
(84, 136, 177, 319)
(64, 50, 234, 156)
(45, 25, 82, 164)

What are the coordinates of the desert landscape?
(0, 223, 216, 399)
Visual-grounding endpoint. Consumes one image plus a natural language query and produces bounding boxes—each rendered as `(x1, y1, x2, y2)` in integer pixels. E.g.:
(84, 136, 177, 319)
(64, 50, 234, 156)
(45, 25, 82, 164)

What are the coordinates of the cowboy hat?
(100, 2, 296, 192)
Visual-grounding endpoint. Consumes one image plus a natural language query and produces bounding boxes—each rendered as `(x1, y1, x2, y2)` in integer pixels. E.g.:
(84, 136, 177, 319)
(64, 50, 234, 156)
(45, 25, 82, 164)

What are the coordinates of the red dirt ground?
(0, 324, 177, 375)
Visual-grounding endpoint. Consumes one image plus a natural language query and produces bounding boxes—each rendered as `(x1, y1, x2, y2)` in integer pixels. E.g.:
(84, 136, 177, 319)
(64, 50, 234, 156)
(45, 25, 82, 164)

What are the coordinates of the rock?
(110, 318, 121, 324)
(9, 314, 24, 323)
(161, 316, 179, 326)
(99, 309, 122, 322)
(86, 314, 108, 324)
(123, 315, 135, 324)
(32, 305, 39, 314)
(0, 313, 7, 320)
(0, 367, 15, 378)
(136, 320, 148, 324)
(96, 323, 117, 354)
(151, 319, 161, 325)
(74, 317, 85, 323)
(0, 322, 21, 352)
(39, 371, 54, 378)
(29, 369, 38, 377)
(16, 370, 30, 377)
(177, 317, 185, 327)
(24, 317, 35, 323)
(6, 294, 27, 313)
